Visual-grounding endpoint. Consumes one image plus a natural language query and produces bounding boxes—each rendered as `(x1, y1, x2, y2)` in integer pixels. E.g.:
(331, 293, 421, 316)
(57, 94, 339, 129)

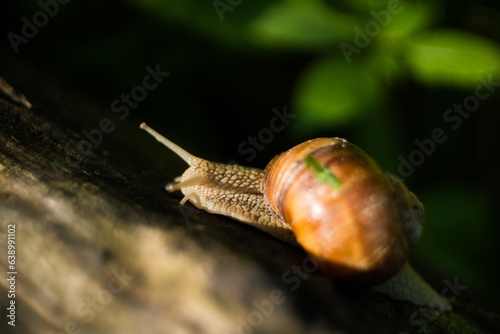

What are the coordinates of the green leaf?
(248, 2, 354, 49)
(380, 2, 436, 39)
(405, 30, 500, 88)
(348, 0, 397, 11)
(293, 57, 382, 130)
(128, 0, 264, 47)
(304, 155, 341, 189)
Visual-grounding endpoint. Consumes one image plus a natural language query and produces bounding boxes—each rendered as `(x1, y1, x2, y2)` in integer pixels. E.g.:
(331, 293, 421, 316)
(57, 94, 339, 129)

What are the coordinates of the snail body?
(140, 123, 450, 311)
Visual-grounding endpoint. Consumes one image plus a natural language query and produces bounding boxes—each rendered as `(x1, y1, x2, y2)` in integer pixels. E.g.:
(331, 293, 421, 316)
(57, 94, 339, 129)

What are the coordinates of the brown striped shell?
(262, 138, 409, 285)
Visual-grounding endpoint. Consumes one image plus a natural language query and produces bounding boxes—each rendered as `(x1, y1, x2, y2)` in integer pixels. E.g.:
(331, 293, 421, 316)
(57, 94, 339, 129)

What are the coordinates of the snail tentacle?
(140, 122, 201, 166)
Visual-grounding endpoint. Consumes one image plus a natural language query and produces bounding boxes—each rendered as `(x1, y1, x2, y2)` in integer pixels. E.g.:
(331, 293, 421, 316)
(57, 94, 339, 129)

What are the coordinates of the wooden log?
(0, 58, 498, 334)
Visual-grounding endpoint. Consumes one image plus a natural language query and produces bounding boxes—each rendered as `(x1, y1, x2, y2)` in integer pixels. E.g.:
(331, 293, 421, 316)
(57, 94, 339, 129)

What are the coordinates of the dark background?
(1, 0, 499, 305)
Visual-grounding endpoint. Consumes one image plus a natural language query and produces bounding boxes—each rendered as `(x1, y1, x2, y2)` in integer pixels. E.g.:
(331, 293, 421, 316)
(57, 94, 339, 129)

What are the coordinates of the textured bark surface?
(0, 57, 499, 334)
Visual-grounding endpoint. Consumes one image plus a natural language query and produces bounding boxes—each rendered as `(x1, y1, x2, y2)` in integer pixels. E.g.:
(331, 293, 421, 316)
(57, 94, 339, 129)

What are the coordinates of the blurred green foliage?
(132, 0, 500, 128)
(2, 0, 499, 301)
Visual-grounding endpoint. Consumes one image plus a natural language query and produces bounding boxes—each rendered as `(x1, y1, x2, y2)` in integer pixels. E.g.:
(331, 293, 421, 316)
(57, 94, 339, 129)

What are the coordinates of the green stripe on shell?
(304, 154, 341, 190)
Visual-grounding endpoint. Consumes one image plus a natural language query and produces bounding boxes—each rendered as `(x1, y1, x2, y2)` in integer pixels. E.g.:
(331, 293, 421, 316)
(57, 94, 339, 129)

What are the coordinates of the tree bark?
(0, 56, 498, 334)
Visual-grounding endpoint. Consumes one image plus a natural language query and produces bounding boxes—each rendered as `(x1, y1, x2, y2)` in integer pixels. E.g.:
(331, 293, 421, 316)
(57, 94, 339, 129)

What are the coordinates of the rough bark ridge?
(0, 59, 498, 334)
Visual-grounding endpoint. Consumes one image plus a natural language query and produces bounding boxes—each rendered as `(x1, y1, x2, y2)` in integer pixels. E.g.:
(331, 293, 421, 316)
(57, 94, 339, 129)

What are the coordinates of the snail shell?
(262, 138, 409, 284)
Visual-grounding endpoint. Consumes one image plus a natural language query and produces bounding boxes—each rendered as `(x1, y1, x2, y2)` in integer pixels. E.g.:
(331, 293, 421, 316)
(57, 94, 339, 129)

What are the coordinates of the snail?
(140, 122, 451, 311)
